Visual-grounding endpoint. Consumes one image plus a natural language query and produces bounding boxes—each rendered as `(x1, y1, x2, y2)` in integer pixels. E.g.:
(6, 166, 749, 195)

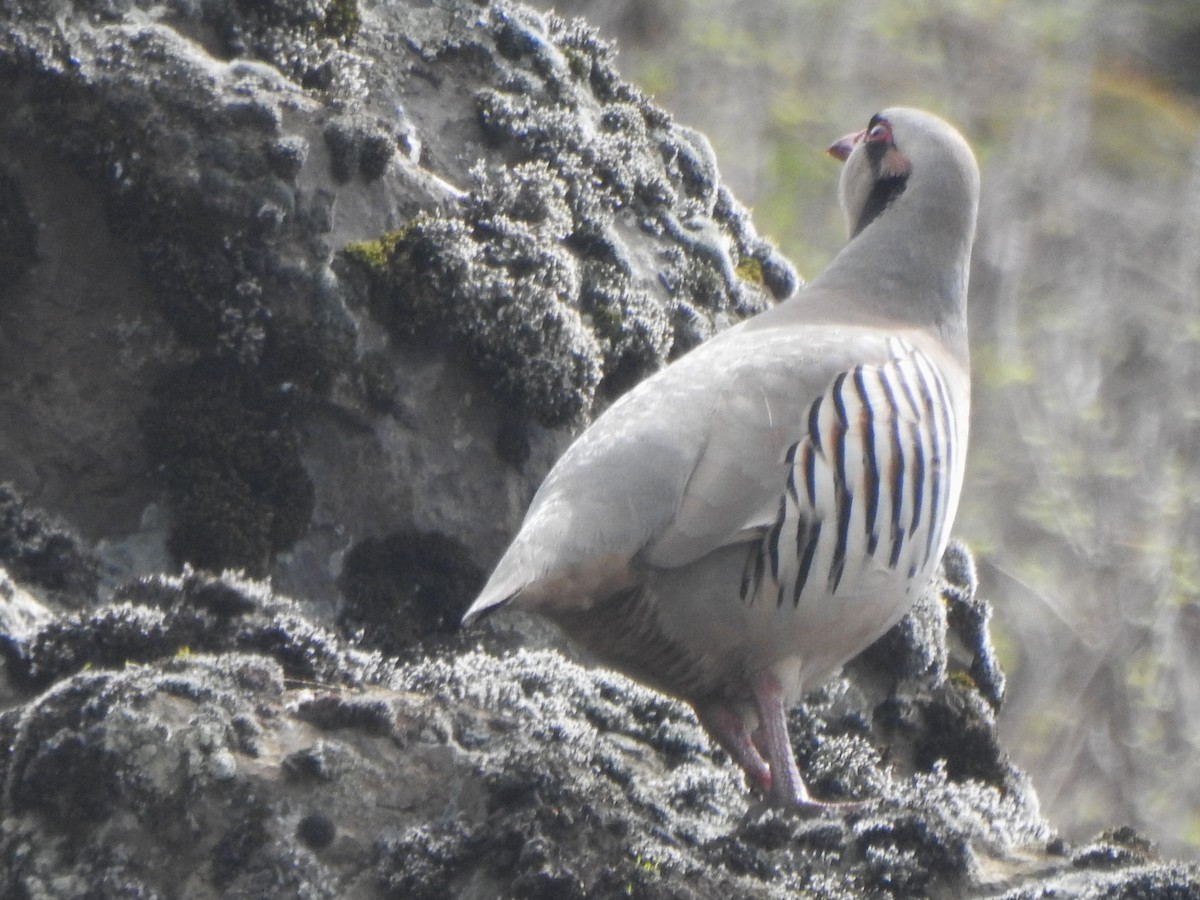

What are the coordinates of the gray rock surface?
(1, 0, 1197, 896)
(0, 0, 794, 604)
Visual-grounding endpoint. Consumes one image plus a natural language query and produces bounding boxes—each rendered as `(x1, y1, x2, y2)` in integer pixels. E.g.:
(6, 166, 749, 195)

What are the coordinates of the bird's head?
(827, 107, 979, 242)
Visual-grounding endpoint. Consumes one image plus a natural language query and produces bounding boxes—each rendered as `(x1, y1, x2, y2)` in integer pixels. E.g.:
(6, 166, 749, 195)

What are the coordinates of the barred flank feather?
(745, 338, 963, 609)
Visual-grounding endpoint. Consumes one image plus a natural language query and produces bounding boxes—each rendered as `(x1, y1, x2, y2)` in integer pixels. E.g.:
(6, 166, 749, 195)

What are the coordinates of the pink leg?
(753, 672, 870, 813)
(697, 704, 771, 795)
(751, 670, 820, 808)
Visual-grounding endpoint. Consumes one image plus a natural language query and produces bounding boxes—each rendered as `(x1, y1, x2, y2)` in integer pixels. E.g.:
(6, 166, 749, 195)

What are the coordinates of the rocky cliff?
(1, 0, 1197, 896)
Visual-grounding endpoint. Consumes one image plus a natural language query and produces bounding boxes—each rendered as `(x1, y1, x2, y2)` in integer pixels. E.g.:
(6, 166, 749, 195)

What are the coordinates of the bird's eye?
(867, 122, 892, 143)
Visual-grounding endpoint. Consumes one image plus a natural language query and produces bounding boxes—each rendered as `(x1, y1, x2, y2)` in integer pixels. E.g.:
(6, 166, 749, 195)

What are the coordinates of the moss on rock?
(342, 7, 795, 428)
(141, 362, 315, 575)
(337, 529, 485, 656)
(0, 559, 1196, 897)
(362, 163, 604, 427)
(204, 0, 364, 90)
(0, 485, 99, 607)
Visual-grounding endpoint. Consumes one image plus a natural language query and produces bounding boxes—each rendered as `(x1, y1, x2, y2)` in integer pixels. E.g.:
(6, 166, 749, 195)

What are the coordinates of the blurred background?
(526, 0, 1200, 860)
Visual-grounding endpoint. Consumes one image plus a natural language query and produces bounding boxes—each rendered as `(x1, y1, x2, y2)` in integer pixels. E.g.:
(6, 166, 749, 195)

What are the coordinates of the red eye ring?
(866, 121, 892, 143)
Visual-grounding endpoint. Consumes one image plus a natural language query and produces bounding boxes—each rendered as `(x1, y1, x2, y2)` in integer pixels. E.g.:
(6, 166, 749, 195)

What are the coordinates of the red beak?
(827, 129, 864, 162)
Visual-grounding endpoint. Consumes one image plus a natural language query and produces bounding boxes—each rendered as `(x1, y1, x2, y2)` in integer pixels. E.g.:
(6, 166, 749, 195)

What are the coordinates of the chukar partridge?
(464, 108, 979, 810)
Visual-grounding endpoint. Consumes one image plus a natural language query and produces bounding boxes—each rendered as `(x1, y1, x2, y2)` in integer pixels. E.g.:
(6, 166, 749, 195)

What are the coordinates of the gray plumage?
(464, 108, 980, 809)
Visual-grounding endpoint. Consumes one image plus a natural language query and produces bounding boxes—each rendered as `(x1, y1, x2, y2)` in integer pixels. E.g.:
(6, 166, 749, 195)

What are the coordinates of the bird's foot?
(747, 670, 877, 817)
(697, 703, 772, 794)
(790, 795, 872, 817)
(746, 792, 873, 819)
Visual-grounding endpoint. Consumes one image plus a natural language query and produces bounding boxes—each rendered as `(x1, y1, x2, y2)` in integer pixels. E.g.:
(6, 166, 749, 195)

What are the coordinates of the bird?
(463, 108, 979, 811)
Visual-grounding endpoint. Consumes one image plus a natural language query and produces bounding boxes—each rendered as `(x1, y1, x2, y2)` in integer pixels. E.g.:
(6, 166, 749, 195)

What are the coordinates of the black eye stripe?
(865, 138, 890, 165)
(851, 168, 907, 238)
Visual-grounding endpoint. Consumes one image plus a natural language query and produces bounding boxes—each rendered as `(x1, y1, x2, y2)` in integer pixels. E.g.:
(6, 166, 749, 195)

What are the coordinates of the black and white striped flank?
(741, 337, 962, 608)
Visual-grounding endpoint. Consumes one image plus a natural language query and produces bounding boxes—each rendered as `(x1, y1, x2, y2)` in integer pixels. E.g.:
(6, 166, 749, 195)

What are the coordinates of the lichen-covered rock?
(0, 567, 54, 707)
(3, 558, 1197, 898)
(345, 9, 797, 427)
(0, 484, 100, 608)
(0, 0, 797, 599)
(336, 528, 485, 657)
(140, 361, 319, 576)
(0, 569, 385, 695)
(2, 1, 1200, 896)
